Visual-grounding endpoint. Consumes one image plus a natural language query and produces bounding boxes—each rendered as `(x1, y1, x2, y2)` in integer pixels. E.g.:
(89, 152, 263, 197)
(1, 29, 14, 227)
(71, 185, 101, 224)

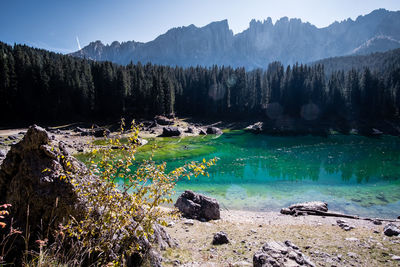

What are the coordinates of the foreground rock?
(212, 231, 229, 245)
(0, 125, 88, 234)
(384, 223, 400, 236)
(161, 126, 182, 137)
(175, 190, 220, 221)
(253, 241, 315, 267)
(281, 201, 328, 216)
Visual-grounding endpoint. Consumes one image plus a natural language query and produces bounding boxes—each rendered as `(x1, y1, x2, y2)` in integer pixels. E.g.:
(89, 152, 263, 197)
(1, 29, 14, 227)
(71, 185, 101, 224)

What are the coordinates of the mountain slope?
(312, 48, 400, 75)
(71, 9, 400, 68)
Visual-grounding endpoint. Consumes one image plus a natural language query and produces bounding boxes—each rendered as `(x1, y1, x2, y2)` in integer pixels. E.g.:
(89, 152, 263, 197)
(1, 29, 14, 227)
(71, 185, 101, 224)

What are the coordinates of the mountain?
(70, 9, 400, 68)
(313, 47, 400, 75)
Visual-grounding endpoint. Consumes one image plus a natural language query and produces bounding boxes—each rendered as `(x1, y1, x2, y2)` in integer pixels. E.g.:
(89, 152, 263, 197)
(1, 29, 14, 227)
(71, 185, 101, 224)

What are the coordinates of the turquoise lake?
(138, 131, 400, 219)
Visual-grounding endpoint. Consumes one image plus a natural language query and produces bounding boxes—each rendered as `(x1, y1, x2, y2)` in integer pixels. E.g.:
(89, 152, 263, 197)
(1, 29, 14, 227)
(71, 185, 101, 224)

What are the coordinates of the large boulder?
(206, 127, 223, 135)
(161, 126, 182, 137)
(253, 241, 315, 267)
(0, 125, 88, 234)
(175, 190, 220, 221)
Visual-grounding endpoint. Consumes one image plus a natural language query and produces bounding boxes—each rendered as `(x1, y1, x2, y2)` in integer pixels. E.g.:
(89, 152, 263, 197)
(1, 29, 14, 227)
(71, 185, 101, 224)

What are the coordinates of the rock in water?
(253, 241, 315, 267)
(384, 223, 400, 236)
(161, 126, 182, 137)
(206, 127, 223, 135)
(212, 231, 229, 245)
(175, 190, 220, 221)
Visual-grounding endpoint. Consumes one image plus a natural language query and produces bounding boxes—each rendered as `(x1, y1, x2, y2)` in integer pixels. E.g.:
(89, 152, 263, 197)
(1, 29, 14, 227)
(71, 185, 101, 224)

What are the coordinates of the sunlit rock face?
(71, 9, 400, 68)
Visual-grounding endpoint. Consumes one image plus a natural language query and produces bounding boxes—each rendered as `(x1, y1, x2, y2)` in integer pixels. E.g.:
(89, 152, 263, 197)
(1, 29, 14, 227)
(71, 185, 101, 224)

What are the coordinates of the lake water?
(137, 131, 400, 219)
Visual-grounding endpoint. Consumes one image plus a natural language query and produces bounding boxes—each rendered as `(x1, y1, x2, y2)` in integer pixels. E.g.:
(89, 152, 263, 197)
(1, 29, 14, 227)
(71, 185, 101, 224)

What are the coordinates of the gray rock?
(253, 241, 315, 267)
(384, 223, 400, 236)
(183, 219, 194, 225)
(75, 126, 110, 137)
(0, 125, 89, 240)
(337, 220, 355, 231)
(175, 190, 220, 221)
(392, 255, 400, 261)
(372, 219, 382, 225)
(154, 115, 173, 125)
(7, 135, 18, 141)
(93, 127, 110, 137)
(280, 208, 293, 215)
(161, 126, 182, 137)
(245, 122, 263, 133)
(0, 149, 6, 158)
(206, 126, 222, 135)
(212, 231, 229, 245)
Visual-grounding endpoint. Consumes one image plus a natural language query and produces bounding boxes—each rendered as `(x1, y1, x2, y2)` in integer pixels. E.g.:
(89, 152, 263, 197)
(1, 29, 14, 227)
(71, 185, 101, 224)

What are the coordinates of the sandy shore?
(163, 209, 400, 266)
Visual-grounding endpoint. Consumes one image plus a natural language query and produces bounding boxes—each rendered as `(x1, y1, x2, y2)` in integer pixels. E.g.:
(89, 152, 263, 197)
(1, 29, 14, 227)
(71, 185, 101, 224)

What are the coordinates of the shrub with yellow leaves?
(64, 119, 217, 265)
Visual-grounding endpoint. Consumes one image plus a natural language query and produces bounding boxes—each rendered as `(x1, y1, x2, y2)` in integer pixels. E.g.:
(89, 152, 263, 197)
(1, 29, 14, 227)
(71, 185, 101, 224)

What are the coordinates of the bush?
(61, 120, 217, 265)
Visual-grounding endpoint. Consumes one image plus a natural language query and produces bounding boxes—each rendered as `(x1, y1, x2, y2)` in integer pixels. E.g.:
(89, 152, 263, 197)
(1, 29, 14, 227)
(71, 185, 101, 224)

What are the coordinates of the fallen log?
(280, 201, 399, 222)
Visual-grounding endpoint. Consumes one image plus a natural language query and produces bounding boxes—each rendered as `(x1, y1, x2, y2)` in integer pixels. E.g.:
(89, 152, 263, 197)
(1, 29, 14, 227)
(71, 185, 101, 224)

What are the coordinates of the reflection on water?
(143, 131, 400, 218)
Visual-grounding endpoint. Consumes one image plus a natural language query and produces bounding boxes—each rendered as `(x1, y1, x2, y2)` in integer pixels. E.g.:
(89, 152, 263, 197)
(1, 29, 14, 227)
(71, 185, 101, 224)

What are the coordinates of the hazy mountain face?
(70, 9, 400, 68)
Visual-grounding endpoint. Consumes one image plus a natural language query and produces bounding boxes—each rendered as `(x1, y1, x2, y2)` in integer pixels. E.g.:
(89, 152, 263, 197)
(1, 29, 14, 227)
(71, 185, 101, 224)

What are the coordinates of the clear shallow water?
(139, 131, 400, 218)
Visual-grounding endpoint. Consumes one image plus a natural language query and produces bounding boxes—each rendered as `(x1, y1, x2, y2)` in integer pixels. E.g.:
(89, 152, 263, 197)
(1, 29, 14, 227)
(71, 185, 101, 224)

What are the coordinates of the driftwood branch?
(290, 208, 399, 222)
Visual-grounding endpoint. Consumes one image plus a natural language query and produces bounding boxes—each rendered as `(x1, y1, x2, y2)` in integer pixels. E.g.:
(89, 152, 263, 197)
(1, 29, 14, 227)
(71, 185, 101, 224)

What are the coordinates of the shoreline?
(162, 209, 400, 266)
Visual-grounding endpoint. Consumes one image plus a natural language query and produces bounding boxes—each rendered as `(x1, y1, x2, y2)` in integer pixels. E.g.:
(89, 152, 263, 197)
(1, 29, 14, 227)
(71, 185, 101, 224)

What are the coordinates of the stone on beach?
(212, 231, 229, 245)
(253, 241, 315, 267)
(175, 190, 220, 221)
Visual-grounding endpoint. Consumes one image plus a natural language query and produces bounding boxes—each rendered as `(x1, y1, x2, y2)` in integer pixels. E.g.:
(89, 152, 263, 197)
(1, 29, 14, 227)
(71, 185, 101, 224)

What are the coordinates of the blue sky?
(1, 0, 399, 54)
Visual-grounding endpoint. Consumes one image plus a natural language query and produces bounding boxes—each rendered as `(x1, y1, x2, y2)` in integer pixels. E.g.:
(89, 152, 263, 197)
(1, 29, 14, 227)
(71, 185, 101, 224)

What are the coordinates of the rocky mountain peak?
(70, 8, 400, 68)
